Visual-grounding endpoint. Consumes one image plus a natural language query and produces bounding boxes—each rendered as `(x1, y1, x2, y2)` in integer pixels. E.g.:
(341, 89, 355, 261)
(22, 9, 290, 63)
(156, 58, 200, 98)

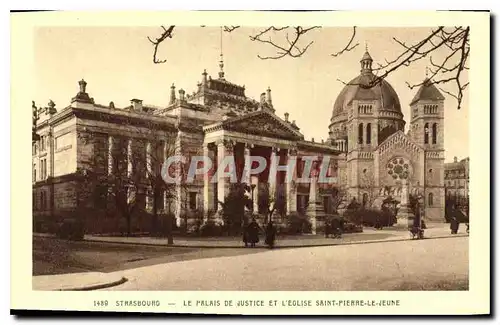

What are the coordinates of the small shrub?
(200, 220, 224, 237)
(56, 218, 85, 241)
(344, 208, 395, 228)
(343, 221, 363, 233)
(285, 213, 312, 234)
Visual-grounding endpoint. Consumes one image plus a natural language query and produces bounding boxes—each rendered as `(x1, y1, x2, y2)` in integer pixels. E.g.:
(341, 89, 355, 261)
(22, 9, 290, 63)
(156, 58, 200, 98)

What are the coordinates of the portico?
(195, 108, 344, 229)
(202, 110, 303, 221)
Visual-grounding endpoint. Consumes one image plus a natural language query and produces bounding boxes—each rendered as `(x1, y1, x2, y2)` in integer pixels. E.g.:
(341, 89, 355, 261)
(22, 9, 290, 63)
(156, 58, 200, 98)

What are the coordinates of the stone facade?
(33, 69, 342, 234)
(328, 50, 446, 222)
(445, 156, 469, 200)
(32, 52, 449, 235)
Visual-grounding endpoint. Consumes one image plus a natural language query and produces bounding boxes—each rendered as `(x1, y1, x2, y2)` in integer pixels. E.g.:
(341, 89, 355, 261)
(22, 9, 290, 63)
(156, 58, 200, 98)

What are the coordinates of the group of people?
(325, 217, 345, 239)
(242, 218, 277, 249)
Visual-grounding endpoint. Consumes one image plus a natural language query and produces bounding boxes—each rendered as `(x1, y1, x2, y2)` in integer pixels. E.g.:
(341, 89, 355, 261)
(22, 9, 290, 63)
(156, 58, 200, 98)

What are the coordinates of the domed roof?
(331, 51, 402, 119)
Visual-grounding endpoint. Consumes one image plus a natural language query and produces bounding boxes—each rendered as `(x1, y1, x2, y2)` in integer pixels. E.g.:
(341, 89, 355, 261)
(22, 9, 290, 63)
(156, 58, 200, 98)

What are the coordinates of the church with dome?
(328, 49, 446, 221)
(32, 48, 446, 235)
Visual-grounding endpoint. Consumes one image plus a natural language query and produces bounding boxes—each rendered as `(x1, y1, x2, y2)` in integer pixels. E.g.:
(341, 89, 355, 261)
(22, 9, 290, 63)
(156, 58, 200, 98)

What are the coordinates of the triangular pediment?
(204, 110, 304, 141)
(377, 130, 423, 156)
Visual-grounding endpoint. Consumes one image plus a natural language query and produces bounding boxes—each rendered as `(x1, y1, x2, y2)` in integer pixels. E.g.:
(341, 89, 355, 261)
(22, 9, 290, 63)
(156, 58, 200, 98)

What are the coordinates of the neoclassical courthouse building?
(32, 50, 447, 234)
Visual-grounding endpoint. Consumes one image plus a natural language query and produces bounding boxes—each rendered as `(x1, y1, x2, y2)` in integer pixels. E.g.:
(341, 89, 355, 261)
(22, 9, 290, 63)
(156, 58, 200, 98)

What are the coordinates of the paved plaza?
(104, 236, 468, 291)
(33, 223, 468, 291)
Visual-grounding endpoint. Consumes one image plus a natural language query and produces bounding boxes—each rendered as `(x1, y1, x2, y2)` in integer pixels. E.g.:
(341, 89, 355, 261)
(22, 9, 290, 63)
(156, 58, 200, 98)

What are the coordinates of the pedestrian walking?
(265, 221, 277, 249)
(246, 218, 260, 247)
(450, 216, 459, 234)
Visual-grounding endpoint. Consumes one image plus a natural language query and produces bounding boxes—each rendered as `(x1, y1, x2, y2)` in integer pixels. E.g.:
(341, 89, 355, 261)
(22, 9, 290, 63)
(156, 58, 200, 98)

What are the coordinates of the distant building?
(444, 156, 470, 201)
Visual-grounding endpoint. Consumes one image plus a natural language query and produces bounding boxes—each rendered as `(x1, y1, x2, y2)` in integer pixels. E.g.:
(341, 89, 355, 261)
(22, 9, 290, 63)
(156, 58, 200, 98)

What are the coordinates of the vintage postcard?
(11, 10, 490, 315)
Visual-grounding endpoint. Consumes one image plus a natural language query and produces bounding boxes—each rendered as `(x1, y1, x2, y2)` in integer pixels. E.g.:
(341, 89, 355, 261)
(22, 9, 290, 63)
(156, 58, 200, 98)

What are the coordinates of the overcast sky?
(34, 26, 469, 162)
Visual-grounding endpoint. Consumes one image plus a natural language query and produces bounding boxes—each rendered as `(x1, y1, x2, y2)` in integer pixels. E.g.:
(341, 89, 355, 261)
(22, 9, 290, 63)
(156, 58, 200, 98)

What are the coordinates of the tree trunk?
(126, 211, 131, 236)
(117, 192, 132, 236)
(152, 185, 159, 236)
(166, 213, 174, 245)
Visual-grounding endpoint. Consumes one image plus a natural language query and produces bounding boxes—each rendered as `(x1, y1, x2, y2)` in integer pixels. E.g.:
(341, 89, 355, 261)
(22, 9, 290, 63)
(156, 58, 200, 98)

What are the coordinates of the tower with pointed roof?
(332, 49, 406, 203)
(328, 49, 446, 222)
(408, 74, 446, 220)
(409, 75, 445, 150)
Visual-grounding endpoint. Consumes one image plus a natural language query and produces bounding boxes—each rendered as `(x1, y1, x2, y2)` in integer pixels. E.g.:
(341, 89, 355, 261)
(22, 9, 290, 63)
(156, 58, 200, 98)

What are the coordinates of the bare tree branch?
(331, 27, 360, 57)
(223, 26, 240, 33)
(334, 26, 469, 110)
(146, 25, 469, 110)
(147, 25, 175, 64)
(249, 26, 321, 60)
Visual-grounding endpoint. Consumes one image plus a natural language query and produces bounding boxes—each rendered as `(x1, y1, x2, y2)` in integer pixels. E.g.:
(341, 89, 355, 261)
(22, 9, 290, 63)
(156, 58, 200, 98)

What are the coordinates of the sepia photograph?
(10, 10, 490, 315)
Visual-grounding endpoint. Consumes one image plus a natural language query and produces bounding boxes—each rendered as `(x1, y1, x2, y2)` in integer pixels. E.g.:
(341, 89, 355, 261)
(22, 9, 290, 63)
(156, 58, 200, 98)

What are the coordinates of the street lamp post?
(417, 194, 424, 228)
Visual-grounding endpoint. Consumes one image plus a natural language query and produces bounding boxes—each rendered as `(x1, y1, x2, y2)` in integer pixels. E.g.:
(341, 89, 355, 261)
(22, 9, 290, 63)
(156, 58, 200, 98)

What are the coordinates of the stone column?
(269, 147, 278, 202)
(305, 175, 319, 235)
(203, 143, 216, 222)
(242, 143, 252, 184)
(127, 138, 133, 177)
(251, 175, 259, 214)
(108, 135, 114, 175)
(146, 141, 152, 178)
(215, 139, 234, 224)
(162, 140, 170, 213)
(286, 148, 298, 214)
(174, 133, 182, 228)
(396, 179, 414, 227)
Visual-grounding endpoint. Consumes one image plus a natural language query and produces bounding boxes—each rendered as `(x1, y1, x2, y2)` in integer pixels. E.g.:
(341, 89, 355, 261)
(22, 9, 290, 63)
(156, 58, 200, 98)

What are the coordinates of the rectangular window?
(297, 194, 309, 214)
(189, 192, 197, 210)
(146, 189, 153, 210)
(323, 196, 330, 214)
(33, 164, 36, 181)
(41, 159, 47, 179)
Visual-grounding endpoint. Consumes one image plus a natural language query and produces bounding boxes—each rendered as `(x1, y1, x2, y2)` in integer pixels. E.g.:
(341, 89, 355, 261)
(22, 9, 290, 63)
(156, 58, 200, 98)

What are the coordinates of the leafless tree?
(359, 171, 377, 209)
(248, 26, 321, 60)
(76, 115, 189, 243)
(336, 26, 469, 110)
(257, 182, 286, 224)
(147, 25, 468, 110)
(326, 186, 348, 214)
(147, 25, 175, 64)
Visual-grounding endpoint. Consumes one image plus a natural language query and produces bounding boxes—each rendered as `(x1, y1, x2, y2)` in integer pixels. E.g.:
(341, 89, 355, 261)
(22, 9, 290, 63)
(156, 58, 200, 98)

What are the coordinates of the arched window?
(432, 123, 437, 144)
(358, 123, 364, 144)
(366, 123, 372, 144)
(362, 193, 369, 207)
(428, 193, 434, 207)
(424, 123, 429, 144)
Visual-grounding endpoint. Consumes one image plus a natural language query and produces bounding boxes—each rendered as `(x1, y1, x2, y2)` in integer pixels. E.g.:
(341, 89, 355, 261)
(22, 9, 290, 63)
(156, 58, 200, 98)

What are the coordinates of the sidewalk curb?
(58, 277, 128, 291)
(80, 234, 468, 250)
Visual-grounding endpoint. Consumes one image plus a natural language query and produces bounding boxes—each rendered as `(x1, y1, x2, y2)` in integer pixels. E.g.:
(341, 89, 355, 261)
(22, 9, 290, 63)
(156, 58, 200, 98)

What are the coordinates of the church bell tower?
(408, 73, 446, 221)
